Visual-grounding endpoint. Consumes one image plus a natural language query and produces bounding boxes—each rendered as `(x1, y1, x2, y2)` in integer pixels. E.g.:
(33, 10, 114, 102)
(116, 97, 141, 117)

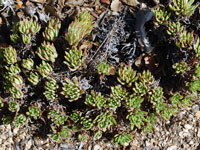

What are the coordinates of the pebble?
(195, 111, 200, 119)
(145, 140, 151, 147)
(167, 145, 177, 150)
(184, 124, 192, 130)
(178, 111, 186, 119)
(189, 140, 194, 145)
(0, 134, 7, 140)
(197, 128, 200, 137)
(93, 144, 101, 150)
(192, 104, 199, 112)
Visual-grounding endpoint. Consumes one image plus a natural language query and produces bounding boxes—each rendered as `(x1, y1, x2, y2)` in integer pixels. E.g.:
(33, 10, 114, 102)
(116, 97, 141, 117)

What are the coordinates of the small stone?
(145, 140, 151, 147)
(178, 111, 186, 120)
(192, 104, 199, 112)
(25, 140, 32, 150)
(195, 111, 200, 119)
(184, 124, 192, 130)
(0, 134, 7, 140)
(167, 145, 177, 150)
(93, 144, 101, 150)
(7, 137, 13, 144)
(13, 128, 19, 135)
(179, 130, 190, 137)
(197, 129, 200, 137)
(189, 140, 194, 145)
(188, 114, 193, 119)
(60, 144, 68, 149)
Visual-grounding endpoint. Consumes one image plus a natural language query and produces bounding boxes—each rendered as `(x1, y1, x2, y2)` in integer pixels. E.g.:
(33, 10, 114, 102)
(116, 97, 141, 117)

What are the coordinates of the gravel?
(0, 102, 199, 150)
(0, 104, 200, 149)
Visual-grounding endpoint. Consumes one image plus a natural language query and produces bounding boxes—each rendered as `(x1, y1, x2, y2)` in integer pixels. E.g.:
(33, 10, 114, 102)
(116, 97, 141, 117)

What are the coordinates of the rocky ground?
(0, 101, 200, 150)
(0, 0, 200, 150)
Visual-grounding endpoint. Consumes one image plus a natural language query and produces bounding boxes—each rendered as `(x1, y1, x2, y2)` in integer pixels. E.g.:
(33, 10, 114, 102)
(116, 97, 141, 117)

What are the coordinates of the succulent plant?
(43, 18, 61, 41)
(78, 133, 90, 142)
(126, 109, 147, 130)
(133, 81, 149, 96)
(194, 64, 200, 78)
(18, 18, 41, 34)
(5, 64, 21, 75)
(93, 131, 102, 140)
(48, 110, 68, 126)
(44, 78, 58, 101)
(126, 94, 143, 109)
(94, 111, 116, 132)
(139, 70, 155, 85)
(161, 106, 178, 120)
(169, 92, 183, 107)
(22, 58, 34, 70)
(64, 47, 86, 71)
(60, 126, 71, 138)
(49, 132, 61, 141)
(85, 90, 96, 107)
(8, 101, 20, 112)
(18, 19, 31, 34)
(0, 97, 4, 108)
(10, 74, 23, 87)
(117, 65, 138, 87)
(172, 61, 190, 74)
(26, 105, 41, 119)
(30, 18, 41, 34)
(108, 85, 127, 109)
(97, 61, 114, 75)
(80, 116, 93, 130)
(28, 72, 40, 85)
(85, 91, 107, 109)
(9, 87, 23, 99)
(153, 8, 171, 26)
(45, 78, 58, 91)
(176, 30, 194, 49)
(143, 113, 157, 132)
(3, 46, 17, 64)
(113, 133, 133, 146)
(167, 22, 184, 36)
(36, 61, 53, 78)
(0, 2, 198, 145)
(169, 0, 199, 17)
(181, 96, 192, 106)
(10, 34, 19, 43)
(13, 114, 27, 128)
(188, 79, 200, 97)
(65, 11, 94, 46)
(10, 18, 41, 44)
(111, 85, 127, 100)
(22, 34, 31, 44)
(37, 41, 58, 63)
(61, 77, 83, 102)
(43, 91, 56, 101)
(194, 37, 200, 57)
(70, 110, 82, 123)
(108, 97, 121, 110)
(150, 87, 164, 112)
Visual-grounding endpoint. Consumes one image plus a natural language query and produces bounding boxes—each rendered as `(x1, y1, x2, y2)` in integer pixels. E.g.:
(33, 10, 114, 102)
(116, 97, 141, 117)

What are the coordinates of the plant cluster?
(0, 6, 199, 148)
(65, 11, 94, 46)
(172, 61, 190, 74)
(43, 18, 61, 41)
(169, 0, 198, 17)
(10, 18, 41, 44)
(44, 78, 58, 101)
